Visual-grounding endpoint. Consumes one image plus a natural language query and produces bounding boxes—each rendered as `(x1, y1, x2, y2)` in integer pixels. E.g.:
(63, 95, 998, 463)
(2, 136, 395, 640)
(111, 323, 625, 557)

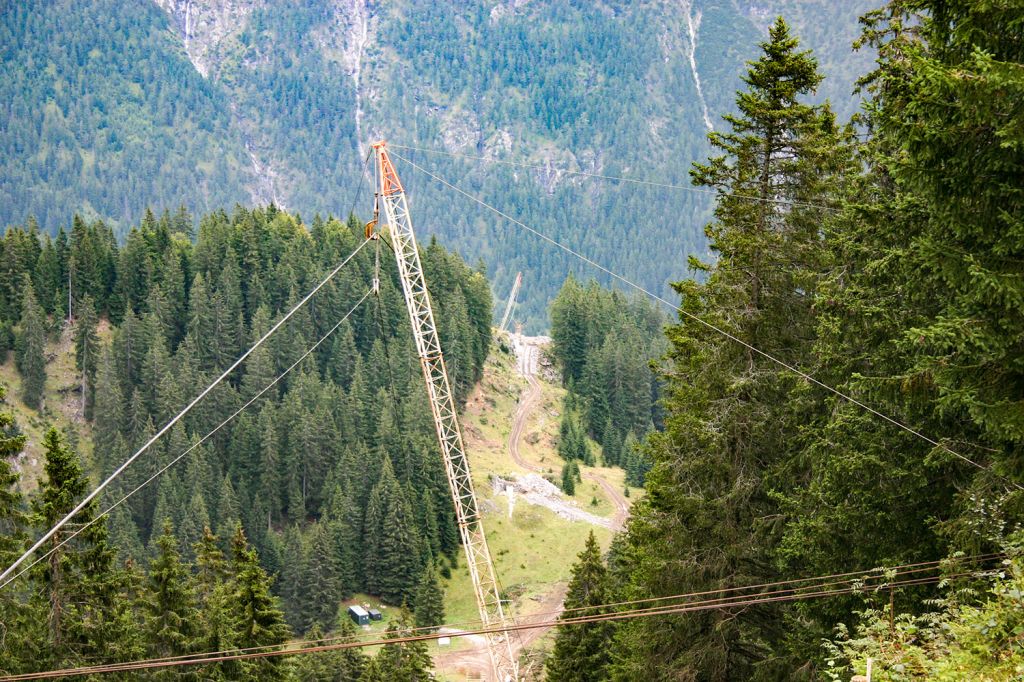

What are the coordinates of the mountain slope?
(0, 1, 254, 228)
(1, 0, 875, 329)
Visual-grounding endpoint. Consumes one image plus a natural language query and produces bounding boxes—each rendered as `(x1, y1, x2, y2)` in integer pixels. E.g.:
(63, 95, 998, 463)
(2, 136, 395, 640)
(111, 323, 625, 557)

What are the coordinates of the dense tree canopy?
(543, 4, 1024, 679)
(0, 205, 491, 675)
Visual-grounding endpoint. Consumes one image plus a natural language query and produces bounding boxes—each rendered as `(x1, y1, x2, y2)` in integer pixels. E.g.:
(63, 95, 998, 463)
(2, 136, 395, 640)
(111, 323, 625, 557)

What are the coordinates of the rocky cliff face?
(140, 0, 875, 328)
(154, 0, 258, 78)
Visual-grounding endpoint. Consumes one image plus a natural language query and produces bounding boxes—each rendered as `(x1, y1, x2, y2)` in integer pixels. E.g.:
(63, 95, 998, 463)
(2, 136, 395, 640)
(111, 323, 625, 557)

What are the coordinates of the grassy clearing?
(446, 342, 617, 631)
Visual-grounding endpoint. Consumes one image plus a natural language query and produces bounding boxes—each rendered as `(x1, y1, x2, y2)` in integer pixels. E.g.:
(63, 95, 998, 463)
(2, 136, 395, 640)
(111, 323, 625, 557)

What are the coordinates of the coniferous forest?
(0, 207, 489, 677)
(2, 0, 1024, 680)
(542, 3, 1024, 680)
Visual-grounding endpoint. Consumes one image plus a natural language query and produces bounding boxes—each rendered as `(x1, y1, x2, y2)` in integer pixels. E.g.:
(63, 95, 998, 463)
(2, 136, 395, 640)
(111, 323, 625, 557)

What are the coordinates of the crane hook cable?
(388, 150, 1022, 492)
(0, 240, 374, 587)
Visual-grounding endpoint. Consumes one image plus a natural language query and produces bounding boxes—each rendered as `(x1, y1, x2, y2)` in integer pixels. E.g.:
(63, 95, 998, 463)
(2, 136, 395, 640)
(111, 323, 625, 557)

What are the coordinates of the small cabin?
(368, 608, 383, 621)
(348, 605, 370, 626)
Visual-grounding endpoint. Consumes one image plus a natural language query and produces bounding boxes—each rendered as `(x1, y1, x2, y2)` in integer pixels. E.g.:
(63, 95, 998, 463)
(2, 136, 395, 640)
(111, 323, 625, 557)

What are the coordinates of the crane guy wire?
(0, 287, 374, 592)
(389, 142, 843, 213)
(388, 149, 1022, 492)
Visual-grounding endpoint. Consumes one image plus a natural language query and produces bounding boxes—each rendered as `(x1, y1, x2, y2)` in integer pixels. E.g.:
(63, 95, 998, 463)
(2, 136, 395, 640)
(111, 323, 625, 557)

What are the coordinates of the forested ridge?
(1, 0, 876, 329)
(0, 206, 491, 677)
(543, 2, 1024, 680)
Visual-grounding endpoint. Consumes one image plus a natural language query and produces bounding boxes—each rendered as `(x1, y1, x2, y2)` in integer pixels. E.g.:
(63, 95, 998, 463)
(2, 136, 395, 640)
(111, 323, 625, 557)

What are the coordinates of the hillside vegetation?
(541, 4, 1024, 680)
(0, 207, 500, 677)
(1, 0, 875, 328)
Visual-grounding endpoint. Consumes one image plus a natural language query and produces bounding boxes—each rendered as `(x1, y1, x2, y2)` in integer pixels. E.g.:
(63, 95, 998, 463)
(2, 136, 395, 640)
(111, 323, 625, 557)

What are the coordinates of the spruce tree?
(143, 520, 199, 662)
(32, 428, 91, 654)
(363, 458, 422, 604)
(373, 608, 432, 681)
(194, 526, 235, 673)
(107, 504, 144, 566)
(322, 486, 359, 597)
(0, 387, 26, 564)
(412, 564, 445, 633)
(215, 475, 242, 544)
(610, 18, 851, 680)
(178, 488, 209, 563)
(34, 236, 61, 317)
(91, 345, 124, 474)
(304, 521, 344, 630)
(561, 463, 576, 496)
(229, 526, 291, 680)
(547, 532, 612, 682)
(0, 387, 30, 670)
(280, 525, 311, 631)
(16, 278, 47, 409)
(290, 618, 366, 681)
(257, 404, 283, 529)
(72, 294, 100, 417)
(774, 0, 1024, 652)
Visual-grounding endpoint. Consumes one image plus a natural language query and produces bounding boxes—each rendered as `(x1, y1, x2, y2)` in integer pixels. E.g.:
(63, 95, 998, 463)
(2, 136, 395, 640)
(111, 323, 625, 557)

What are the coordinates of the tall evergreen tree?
(304, 520, 344, 630)
(373, 608, 432, 682)
(16, 279, 47, 409)
(289, 619, 366, 681)
(192, 525, 237, 681)
(0, 387, 30, 670)
(774, 0, 1024, 655)
(547, 532, 613, 682)
(561, 462, 577, 496)
(609, 19, 852, 680)
(0, 386, 26, 564)
(412, 564, 445, 633)
(143, 520, 199, 665)
(91, 345, 124, 475)
(32, 428, 89, 654)
(73, 294, 100, 418)
(229, 526, 291, 680)
(363, 458, 421, 604)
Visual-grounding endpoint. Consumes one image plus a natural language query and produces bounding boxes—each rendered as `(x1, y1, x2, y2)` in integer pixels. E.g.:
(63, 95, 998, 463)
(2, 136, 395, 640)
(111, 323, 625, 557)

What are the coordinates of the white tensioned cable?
(0, 287, 374, 592)
(389, 150, 1022, 492)
(388, 142, 843, 213)
(0, 239, 373, 585)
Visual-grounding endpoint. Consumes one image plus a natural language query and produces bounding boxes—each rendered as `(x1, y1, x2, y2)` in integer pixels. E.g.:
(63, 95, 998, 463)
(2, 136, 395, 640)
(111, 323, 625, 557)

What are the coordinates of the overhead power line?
(0, 287, 374, 592)
(2, 561, 1001, 680)
(388, 151, 1022, 492)
(0, 238, 373, 586)
(389, 142, 843, 213)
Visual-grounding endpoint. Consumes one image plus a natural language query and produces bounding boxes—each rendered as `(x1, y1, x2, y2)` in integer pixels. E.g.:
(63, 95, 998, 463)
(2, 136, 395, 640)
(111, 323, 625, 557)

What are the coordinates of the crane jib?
(370, 141, 520, 682)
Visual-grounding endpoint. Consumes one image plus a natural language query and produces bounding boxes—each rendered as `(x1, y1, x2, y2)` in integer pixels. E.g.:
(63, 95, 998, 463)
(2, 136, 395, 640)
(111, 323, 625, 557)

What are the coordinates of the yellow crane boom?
(370, 141, 518, 681)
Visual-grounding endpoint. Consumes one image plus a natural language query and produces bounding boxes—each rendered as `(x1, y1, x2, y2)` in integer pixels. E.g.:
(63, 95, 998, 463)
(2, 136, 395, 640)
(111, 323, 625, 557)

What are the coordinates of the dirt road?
(508, 371, 543, 472)
(582, 469, 630, 531)
(509, 335, 630, 532)
(433, 336, 630, 680)
(433, 584, 567, 681)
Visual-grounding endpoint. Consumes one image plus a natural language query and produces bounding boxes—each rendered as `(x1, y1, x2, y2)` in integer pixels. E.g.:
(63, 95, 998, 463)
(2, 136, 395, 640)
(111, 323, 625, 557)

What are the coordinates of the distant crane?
(498, 271, 522, 334)
(368, 142, 518, 682)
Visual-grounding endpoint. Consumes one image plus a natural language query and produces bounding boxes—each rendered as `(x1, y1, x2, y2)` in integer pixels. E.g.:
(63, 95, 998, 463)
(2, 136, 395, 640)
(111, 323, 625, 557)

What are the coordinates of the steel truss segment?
(372, 143, 519, 682)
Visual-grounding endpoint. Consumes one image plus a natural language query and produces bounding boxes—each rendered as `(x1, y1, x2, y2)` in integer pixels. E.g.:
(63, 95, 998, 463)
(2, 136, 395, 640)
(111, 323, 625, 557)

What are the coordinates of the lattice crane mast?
(368, 142, 518, 682)
(498, 271, 522, 334)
